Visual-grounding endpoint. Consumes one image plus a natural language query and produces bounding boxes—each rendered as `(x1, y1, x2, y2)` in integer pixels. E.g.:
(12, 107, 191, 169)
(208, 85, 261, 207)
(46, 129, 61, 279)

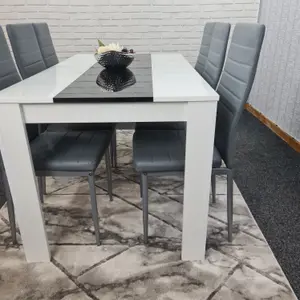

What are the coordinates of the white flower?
(97, 43, 122, 54)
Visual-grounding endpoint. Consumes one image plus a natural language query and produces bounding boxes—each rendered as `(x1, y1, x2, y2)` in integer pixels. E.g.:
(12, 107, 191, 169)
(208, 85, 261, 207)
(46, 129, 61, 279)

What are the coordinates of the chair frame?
(7, 148, 113, 246)
(139, 166, 233, 244)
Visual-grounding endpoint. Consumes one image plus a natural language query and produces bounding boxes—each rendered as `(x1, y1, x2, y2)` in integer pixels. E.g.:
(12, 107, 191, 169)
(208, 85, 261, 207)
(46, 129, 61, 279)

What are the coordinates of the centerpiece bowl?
(95, 51, 134, 69)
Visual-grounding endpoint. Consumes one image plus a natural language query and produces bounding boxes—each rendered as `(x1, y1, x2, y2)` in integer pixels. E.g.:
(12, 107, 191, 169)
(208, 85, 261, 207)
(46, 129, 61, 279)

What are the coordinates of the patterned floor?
(0, 131, 297, 300)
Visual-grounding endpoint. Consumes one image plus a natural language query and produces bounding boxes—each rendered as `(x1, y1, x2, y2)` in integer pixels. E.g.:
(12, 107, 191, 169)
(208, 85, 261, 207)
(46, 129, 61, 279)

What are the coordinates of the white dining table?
(0, 53, 219, 262)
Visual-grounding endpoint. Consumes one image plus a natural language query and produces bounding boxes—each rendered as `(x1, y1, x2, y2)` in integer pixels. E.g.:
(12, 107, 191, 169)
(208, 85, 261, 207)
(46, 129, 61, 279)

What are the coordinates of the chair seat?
(135, 122, 186, 131)
(133, 130, 222, 173)
(47, 123, 115, 132)
(31, 130, 113, 173)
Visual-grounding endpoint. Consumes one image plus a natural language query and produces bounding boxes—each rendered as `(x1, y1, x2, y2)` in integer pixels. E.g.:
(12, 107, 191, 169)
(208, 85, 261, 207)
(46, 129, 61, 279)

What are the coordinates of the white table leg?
(0, 104, 50, 262)
(182, 101, 217, 261)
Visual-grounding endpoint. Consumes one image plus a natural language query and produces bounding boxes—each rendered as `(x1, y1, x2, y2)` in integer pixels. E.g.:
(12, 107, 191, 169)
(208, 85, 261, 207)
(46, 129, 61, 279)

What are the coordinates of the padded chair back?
(215, 23, 265, 168)
(194, 22, 216, 75)
(33, 23, 59, 68)
(0, 26, 39, 141)
(6, 23, 46, 79)
(0, 27, 21, 90)
(202, 22, 231, 89)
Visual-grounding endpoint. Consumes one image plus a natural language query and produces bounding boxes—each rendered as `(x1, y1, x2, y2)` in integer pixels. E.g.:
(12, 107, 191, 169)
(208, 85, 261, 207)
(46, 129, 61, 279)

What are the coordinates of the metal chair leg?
(227, 170, 233, 242)
(105, 148, 113, 202)
(42, 176, 46, 195)
(3, 173, 17, 244)
(141, 173, 148, 244)
(88, 173, 101, 246)
(37, 176, 44, 204)
(110, 131, 117, 168)
(211, 173, 216, 203)
(140, 174, 143, 199)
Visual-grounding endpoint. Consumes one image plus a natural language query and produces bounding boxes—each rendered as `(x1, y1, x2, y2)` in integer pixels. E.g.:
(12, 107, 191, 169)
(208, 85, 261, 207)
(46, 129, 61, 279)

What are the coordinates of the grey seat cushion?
(31, 130, 113, 173)
(135, 122, 186, 131)
(133, 130, 222, 173)
(47, 123, 116, 132)
(33, 23, 59, 68)
(6, 23, 46, 79)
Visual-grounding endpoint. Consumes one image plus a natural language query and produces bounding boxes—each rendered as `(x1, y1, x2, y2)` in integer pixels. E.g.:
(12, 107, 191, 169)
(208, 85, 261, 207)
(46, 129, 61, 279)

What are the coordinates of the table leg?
(182, 101, 217, 261)
(0, 104, 50, 262)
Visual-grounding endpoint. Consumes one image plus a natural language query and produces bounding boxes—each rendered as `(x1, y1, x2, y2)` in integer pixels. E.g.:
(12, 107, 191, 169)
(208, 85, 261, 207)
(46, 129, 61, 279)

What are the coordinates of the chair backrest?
(6, 23, 46, 79)
(33, 23, 59, 68)
(194, 22, 216, 75)
(215, 23, 266, 168)
(0, 27, 21, 90)
(202, 22, 231, 89)
(0, 26, 39, 141)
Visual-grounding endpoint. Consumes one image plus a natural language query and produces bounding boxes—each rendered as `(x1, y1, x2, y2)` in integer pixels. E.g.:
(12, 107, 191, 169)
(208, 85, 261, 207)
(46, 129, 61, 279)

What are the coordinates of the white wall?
(1, 0, 259, 64)
(249, 0, 300, 141)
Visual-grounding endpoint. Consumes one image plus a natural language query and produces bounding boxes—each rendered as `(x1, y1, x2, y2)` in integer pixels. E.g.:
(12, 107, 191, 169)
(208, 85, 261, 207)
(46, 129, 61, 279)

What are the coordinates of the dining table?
(0, 53, 219, 262)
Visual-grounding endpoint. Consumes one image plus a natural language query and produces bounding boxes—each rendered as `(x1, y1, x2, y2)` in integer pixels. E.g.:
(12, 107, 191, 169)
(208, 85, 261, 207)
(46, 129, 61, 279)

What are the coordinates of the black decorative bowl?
(95, 51, 134, 69)
(96, 68, 136, 92)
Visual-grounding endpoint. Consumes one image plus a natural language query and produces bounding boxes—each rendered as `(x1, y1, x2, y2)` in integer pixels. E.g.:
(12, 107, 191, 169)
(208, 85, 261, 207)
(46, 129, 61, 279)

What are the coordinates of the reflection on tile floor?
(0, 131, 297, 300)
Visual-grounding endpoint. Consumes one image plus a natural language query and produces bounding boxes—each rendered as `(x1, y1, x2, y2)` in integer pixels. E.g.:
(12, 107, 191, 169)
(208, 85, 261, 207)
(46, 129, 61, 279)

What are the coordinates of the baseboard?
(245, 103, 300, 153)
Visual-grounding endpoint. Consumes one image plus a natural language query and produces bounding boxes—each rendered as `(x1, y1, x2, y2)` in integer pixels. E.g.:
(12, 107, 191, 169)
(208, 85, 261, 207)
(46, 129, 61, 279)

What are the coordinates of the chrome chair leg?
(227, 170, 233, 242)
(110, 131, 117, 168)
(105, 148, 113, 202)
(37, 176, 44, 204)
(42, 176, 46, 195)
(4, 173, 17, 244)
(140, 174, 143, 199)
(88, 173, 101, 246)
(211, 173, 216, 203)
(141, 173, 148, 244)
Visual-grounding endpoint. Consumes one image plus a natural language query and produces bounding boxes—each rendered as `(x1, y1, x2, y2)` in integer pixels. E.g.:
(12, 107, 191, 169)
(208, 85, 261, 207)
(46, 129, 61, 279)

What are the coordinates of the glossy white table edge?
(0, 53, 219, 104)
(0, 53, 219, 263)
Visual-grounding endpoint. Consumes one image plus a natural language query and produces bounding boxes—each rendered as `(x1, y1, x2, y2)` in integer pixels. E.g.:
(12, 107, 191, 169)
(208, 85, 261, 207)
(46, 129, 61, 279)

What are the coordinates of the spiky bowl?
(95, 51, 134, 69)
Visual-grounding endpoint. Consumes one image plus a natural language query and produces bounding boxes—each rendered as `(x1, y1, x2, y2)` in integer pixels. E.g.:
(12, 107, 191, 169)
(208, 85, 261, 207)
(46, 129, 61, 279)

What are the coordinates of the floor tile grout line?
(206, 263, 241, 300)
(208, 214, 266, 243)
(99, 185, 182, 232)
(76, 246, 130, 278)
(51, 258, 100, 300)
(216, 247, 293, 291)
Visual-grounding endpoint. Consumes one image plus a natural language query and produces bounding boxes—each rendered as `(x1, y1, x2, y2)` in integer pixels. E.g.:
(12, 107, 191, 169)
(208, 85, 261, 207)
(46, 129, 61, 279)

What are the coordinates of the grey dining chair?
(33, 22, 118, 168)
(194, 22, 216, 75)
(0, 26, 114, 245)
(201, 22, 231, 89)
(6, 23, 47, 79)
(7, 23, 118, 168)
(133, 23, 266, 244)
(32, 22, 59, 68)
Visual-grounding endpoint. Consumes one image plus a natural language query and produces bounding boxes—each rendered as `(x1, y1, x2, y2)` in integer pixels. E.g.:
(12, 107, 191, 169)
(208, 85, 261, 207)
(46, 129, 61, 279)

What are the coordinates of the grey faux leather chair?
(7, 23, 118, 168)
(33, 23, 59, 68)
(201, 22, 231, 89)
(194, 22, 216, 75)
(1, 26, 114, 245)
(133, 23, 266, 244)
(6, 23, 46, 79)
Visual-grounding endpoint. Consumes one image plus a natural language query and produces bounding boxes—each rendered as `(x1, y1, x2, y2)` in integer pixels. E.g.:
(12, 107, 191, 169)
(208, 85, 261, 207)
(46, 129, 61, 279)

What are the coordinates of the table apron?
(21, 101, 216, 124)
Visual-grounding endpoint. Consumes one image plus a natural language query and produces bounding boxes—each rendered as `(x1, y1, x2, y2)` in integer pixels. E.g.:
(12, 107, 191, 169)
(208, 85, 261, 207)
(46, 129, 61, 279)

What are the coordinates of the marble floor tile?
(90, 248, 237, 300)
(224, 265, 296, 300)
(52, 179, 107, 195)
(0, 247, 77, 300)
(211, 286, 246, 300)
(46, 176, 84, 194)
(61, 291, 92, 300)
(52, 245, 128, 276)
(44, 194, 181, 245)
(0, 131, 297, 300)
(220, 231, 291, 286)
